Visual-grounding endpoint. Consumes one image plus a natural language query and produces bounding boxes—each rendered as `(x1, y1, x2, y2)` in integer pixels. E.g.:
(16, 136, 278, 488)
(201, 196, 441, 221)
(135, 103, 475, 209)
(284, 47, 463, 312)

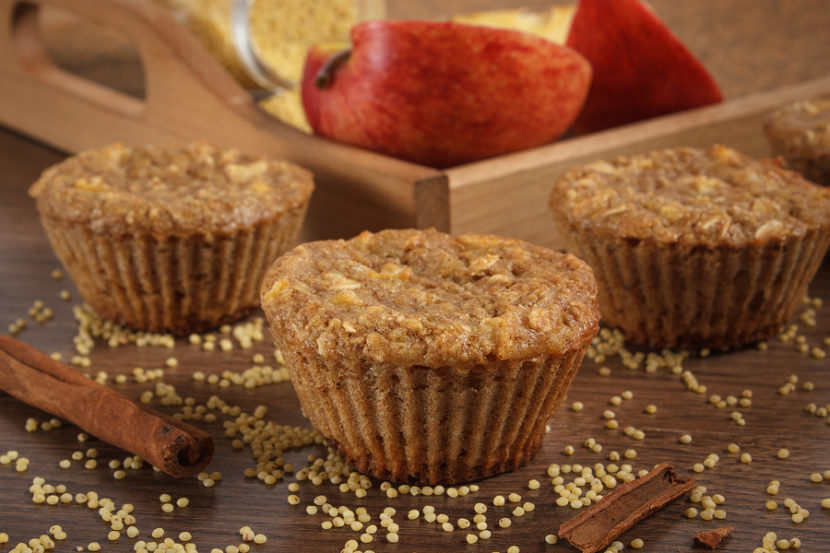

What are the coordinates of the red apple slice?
(301, 21, 592, 168)
(566, 0, 723, 133)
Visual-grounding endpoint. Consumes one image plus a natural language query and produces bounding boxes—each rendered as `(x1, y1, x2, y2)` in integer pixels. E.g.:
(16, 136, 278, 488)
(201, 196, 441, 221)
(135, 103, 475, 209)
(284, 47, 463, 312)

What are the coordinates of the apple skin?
(301, 20, 592, 168)
(566, 0, 723, 134)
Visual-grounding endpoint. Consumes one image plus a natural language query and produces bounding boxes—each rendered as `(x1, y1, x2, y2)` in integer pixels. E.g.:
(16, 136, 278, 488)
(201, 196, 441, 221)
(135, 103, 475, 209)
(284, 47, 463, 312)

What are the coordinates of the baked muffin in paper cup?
(763, 98, 830, 186)
(261, 228, 599, 484)
(550, 145, 830, 349)
(30, 142, 313, 336)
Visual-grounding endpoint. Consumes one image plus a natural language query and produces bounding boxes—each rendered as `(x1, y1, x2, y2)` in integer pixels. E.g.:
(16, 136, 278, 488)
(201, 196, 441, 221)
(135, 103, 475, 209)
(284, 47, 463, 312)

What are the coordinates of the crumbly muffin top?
(764, 98, 830, 152)
(262, 229, 599, 367)
(550, 145, 830, 246)
(29, 143, 314, 236)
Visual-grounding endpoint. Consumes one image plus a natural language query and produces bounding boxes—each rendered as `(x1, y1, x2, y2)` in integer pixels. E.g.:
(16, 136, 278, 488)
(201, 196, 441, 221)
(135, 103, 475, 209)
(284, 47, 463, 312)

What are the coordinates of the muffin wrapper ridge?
(286, 348, 588, 485)
(39, 207, 307, 335)
(562, 228, 830, 349)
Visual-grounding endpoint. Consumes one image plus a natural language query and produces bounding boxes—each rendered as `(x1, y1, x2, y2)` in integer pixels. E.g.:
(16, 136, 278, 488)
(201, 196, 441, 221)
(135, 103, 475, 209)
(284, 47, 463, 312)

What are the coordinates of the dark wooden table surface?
(2, 1, 830, 551)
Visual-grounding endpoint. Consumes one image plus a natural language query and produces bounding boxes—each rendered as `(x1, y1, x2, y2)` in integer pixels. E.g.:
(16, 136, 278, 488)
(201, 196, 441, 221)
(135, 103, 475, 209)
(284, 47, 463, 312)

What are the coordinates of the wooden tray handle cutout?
(0, 0, 264, 151)
(9, 0, 145, 119)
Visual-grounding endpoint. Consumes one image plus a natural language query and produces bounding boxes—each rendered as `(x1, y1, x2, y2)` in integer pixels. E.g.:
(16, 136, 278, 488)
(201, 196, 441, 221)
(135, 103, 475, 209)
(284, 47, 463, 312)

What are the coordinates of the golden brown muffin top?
(29, 143, 314, 236)
(764, 98, 830, 152)
(550, 145, 830, 246)
(262, 229, 599, 367)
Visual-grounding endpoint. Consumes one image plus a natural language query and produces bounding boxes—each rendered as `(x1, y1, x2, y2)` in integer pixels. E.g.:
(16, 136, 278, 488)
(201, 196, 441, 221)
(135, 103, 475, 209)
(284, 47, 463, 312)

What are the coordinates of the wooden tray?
(2, 0, 830, 248)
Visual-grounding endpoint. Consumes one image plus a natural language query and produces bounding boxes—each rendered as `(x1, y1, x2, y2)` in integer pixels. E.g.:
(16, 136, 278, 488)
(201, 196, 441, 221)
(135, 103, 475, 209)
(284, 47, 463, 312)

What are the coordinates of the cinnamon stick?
(0, 335, 213, 477)
(558, 462, 696, 553)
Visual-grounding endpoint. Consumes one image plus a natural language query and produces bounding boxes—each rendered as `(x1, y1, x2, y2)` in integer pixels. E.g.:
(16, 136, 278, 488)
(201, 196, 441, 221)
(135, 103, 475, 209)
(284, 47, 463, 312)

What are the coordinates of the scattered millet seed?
(644, 405, 657, 414)
(741, 453, 752, 464)
(630, 538, 644, 549)
(152, 528, 164, 539)
(686, 507, 698, 518)
(820, 498, 830, 508)
(766, 500, 778, 510)
(571, 402, 584, 412)
(253, 534, 267, 544)
(88, 543, 101, 552)
(778, 449, 790, 459)
(179, 532, 192, 542)
(161, 503, 174, 513)
(528, 479, 540, 490)
(727, 443, 740, 453)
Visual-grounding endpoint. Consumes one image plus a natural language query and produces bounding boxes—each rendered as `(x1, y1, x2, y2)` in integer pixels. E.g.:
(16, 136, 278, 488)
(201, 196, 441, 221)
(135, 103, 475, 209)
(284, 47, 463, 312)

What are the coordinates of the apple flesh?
(301, 20, 591, 168)
(566, 0, 722, 134)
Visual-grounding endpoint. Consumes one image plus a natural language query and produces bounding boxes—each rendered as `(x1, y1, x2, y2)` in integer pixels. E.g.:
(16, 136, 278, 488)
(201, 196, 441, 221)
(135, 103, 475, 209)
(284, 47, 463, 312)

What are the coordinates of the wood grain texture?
(1, 0, 830, 550)
(0, 126, 829, 551)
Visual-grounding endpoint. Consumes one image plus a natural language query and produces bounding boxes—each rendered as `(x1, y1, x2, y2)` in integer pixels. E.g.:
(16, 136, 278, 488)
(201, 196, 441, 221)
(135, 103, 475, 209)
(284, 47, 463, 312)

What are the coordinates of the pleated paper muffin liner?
(285, 347, 588, 485)
(560, 227, 830, 349)
(39, 206, 306, 336)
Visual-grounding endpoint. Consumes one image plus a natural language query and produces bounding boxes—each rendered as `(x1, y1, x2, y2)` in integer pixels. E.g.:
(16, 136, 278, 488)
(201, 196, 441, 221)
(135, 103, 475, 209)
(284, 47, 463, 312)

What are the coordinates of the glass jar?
(155, 0, 385, 91)
(231, 0, 386, 90)
(153, 0, 384, 132)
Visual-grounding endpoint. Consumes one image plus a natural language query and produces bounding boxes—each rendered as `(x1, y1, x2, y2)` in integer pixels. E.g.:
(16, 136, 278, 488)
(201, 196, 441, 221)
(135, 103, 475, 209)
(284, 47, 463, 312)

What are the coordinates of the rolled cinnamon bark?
(558, 462, 696, 553)
(0, 335, 213, 477)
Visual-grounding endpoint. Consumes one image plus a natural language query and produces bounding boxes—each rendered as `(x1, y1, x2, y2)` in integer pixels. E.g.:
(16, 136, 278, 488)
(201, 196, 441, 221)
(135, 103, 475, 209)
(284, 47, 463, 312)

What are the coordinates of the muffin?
(261, 228, 599, 484)
(30, 142, 314, 335)
(763, 98, 830, 186)
(549, 145, 830, 349)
